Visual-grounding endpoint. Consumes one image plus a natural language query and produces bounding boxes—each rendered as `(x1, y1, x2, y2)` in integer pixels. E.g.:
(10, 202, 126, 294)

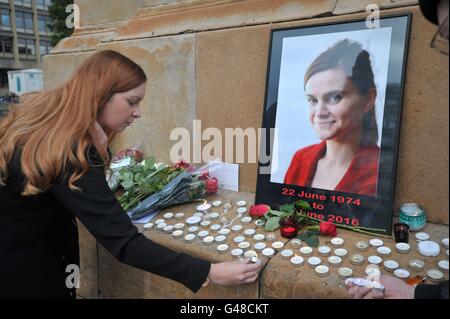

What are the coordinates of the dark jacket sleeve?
(49, 147, 211, 293)
(418, 0, 440, 25)
(415, 280, 449, 299)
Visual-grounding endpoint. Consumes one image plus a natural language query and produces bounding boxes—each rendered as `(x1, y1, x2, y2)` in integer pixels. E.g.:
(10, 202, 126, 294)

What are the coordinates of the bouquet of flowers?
(106, 151, 218, 221)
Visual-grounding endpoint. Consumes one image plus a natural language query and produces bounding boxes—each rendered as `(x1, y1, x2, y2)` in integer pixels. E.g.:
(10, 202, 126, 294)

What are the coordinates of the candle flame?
(203, 199, 208, 205)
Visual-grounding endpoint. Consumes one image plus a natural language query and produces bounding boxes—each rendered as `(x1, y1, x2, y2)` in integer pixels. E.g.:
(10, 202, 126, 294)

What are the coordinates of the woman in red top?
(284, 39, 380, 196)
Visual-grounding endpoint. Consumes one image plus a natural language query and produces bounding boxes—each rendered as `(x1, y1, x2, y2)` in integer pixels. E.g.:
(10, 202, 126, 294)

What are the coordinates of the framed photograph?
(255, 14, 411, 234)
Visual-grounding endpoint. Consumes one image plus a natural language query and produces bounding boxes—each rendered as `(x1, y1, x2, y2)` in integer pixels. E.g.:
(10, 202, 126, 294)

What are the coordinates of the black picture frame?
(255, 14, 412, 234)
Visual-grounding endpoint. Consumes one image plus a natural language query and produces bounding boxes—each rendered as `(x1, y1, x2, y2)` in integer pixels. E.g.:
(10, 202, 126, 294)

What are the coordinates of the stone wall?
(42, 0, 449, 298)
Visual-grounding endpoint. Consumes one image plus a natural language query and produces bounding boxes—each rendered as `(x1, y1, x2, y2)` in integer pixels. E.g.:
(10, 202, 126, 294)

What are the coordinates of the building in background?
(0, 0, 54, 95)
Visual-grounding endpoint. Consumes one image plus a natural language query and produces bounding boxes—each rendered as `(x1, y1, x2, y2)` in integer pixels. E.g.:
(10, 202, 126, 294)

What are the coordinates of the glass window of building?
(0, 36, 14, 55)
(38, 14, 47, 34)
(15, 11, 25, 30)
(24, 12, 33, 31)
(1, 9, 10, 29)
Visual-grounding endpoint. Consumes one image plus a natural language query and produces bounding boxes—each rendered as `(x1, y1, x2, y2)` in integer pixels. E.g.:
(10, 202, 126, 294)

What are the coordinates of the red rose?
(319, 221, 337, 237)
(249, 204, 271, 218)
(205, 177, 218, 194)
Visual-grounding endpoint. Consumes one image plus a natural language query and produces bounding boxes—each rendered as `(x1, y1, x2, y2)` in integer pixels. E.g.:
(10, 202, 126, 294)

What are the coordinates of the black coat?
(0, 147, 210, 299)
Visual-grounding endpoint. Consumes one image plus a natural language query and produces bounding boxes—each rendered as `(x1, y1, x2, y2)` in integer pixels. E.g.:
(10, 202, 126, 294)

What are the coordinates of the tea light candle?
(255, 220, 265, 228)
(197, 203, 211, 213)
(210, 224, 222, 232)
(233, 236, 246, 244)
(156, 223, 167, 231)
(244, 250, 258, 258)
(163, 212, 174, 219)
(253, 234, 265, 241)
(442, 238, 449, 249)
(262, 248, 275, 259)
(236, 207, 247, 215)
(290, 239, 302, 248)
(318, 246, 332, 257)
(254, 242, 266, 251)
(241, 216, 252, 224)
(418, 240, 440, 257)
(331, 237, 345, 247)
(272, 241, 284, 251)
(328, 256, 342, 267)
(236, 200, 247, 207)
(175, 212, 185, 220)
(202, 236, 214, 245)
(163, 225, 174, 234)
(200, 220, 211, 227)
(395, 242, 411, 254)
(300, 246, 313, 256)
(280, 249, 294, 260)
(266, 234, 277, 242)
(338, 267, 353, 279)
(369, 238, 384, 248)
(350, 254, 365, 266)
(308, 257, 322, 268)
(355, 241, 369, 252)
(368, 255, 383, 266)
(409, 259, 425, 272)
(415, 232, 430, 241)
(231, 248, 244, 258)
(238, 241, 251, 250)
(215, 235, 227, 243)
(334, 248, 348, 258)
(212, 200, 222, 207)
(209, 212, 220, 220)
(290, 255, 304, 267)
(184, 234, 196, 243)
(173, 223, 185, 230)
(315, 265, 330, 277)
(193, 212, 204, 218)
(198, 230, 209, 238)
(427, 269, 444, 283)
(365, 264, 381, 276)
(188, 226, 199, 233)
(143, 223, 154, 230)
(244, 228, 256, 237)
(231, 225, 243, 233)
(438, 260, 449, 273)
(154, 219, 166, 225)
(377, 246, 392, 257)
(383, 260, 399, 272)
(394, 268, 411, 279)
(186, 216, 201, 225)
(172, 230, 184, 239)
(217, 244, 229, 254)
(218, 228, 231, 235)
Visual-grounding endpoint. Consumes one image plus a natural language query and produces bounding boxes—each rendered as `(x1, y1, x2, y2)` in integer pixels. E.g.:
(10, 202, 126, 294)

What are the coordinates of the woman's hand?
(94, 121, 109, 151)
(208, 259, 262, 286)
(346, 275, 416, 299)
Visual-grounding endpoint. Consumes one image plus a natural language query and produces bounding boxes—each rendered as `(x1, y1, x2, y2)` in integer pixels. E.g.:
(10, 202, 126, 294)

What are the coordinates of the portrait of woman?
(0, 50, 261, 299)
(283, 39, 380, 196)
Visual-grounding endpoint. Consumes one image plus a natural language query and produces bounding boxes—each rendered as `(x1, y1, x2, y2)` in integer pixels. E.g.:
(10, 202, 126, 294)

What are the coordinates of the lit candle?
(262, 248, 275, 259)
(383, 260, 399, 272)
(172, 230, 184, 239)
(254, 242, 266, 251)
(334, 248, 348, 258)
(331, 237, 345, 247)
(186, 216, 202, 225)
(233, 236, 246, 244)
(184, 233, 196, 243)
(214, 235, 227, 243)
(338, 267, 353, 279)
(238, 241, 250, 251)
(315, 265, 330, 277)
(328, 256, 342, 267)
(197, 202, 211, 213)
(318, 246, 332, 257)
(307, 257, 322, 268)
(427, 269, 444, 283)
(369, 238, 384, 248)
(272, 241, 284, 251)
(290, 255, 304, 267)
(163, 212, 174, 219)
(350, 254, 365, 266)
(202, 236, 214, 245)
(355, 241, 369, 252)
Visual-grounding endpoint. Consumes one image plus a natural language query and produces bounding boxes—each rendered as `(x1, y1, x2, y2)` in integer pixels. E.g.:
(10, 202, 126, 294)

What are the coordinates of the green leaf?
(279, 204, 294, 214)
(121, 179, 134, 189)
(305, 233, 319, 247)
(264, 217, 281, 231)
(268, 210, 283, 217)
(296, 232, 309, 241)
(295, 200, 311, 211)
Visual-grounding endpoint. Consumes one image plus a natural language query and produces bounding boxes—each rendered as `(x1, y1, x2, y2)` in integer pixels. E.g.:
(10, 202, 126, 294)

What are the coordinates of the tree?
(47, 0, 74, 47)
